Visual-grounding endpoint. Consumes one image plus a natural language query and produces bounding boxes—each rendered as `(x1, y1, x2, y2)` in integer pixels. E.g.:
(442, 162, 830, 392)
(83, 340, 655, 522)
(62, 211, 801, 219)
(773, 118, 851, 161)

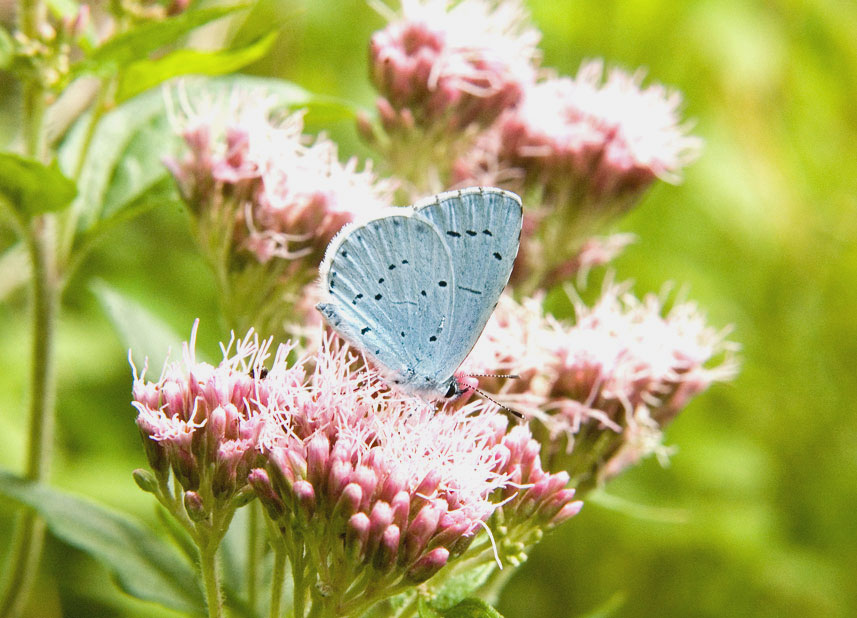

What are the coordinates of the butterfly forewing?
(317, 211, 456, 385)
(413, 188, 522, 380)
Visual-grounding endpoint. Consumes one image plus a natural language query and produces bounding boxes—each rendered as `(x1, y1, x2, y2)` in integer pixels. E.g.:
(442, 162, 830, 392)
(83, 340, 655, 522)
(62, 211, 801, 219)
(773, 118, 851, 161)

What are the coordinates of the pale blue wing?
(317, 211, 456, 385)
(413, 187, 522, 380)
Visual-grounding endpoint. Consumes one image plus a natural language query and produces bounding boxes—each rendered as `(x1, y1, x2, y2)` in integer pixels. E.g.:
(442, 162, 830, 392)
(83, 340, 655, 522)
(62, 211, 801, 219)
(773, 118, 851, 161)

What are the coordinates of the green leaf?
(116, 31, 279, 103)
(75, 4, 251, 77)
(0, 153, 77, 218)
(421, 598, 504, 618)
(90, 279, 187, 370)
(59, 87, 182, 234)
(57, 74, 348, 250)
(0, 470, 204, 614)
(430, 564, 494, 610)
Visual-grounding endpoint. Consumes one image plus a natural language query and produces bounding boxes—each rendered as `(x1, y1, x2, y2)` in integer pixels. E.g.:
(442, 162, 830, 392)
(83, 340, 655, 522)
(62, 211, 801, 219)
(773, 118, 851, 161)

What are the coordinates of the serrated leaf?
(0, 153, 77, 218)
(75, 4, 251, 77)
(116, 31, 279, 103)
(0, 470, 204, 614)
(91, 279, 186, 369)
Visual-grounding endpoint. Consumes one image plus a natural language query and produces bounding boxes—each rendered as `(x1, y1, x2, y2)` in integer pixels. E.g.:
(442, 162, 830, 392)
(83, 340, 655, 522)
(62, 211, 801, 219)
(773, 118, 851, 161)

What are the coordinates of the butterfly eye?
(444, 382, 459, 399)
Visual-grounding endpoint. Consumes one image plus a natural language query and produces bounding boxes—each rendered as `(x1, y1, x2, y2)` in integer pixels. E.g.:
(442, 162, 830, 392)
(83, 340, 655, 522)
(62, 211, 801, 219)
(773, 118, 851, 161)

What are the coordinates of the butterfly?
(316, 187, 522, 401)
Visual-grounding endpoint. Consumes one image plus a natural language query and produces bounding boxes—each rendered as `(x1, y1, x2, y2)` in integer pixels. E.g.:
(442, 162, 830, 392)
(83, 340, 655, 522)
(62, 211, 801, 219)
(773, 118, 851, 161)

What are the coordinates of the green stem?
(199, 542, 224, 618)
(248, 502, 260, 615)
(0, 218, 60, 617)
(292, 551, 307, 618)
(269, 543, 286, 618)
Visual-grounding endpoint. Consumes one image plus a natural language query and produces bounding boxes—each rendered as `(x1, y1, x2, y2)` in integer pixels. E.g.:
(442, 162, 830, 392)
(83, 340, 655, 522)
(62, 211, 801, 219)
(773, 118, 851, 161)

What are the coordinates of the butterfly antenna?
(466, 373, 520, 380)
(470, 385, 524, 420)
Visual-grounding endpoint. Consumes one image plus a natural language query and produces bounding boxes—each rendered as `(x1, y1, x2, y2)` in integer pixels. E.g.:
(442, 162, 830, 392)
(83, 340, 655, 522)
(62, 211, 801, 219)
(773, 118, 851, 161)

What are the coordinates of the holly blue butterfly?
(316, 186, 522, 401)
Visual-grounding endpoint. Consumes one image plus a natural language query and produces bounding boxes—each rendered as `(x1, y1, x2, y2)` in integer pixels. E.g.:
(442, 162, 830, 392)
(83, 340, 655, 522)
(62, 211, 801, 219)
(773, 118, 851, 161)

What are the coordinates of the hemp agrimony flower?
(364, 0, 539, 196)
(250, 335, 579, 616)
(462, 284, 737, 492)
(164, 88, 395, 334)
(454, 61, 702, 292)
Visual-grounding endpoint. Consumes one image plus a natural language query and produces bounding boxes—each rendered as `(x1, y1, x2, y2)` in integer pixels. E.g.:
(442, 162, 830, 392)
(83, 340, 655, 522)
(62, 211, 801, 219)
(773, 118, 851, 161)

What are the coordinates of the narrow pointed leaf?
(75, 4, 251, 76)
(0, 470, 204, 613)
(90, 279, 186, 369)
(115, 31, 279, 103)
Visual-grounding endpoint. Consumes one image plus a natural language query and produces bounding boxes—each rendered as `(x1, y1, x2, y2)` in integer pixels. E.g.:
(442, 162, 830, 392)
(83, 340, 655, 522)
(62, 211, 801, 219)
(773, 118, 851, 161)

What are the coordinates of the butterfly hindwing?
(317, 211, 456, 386)
(413, 187, 522, 380)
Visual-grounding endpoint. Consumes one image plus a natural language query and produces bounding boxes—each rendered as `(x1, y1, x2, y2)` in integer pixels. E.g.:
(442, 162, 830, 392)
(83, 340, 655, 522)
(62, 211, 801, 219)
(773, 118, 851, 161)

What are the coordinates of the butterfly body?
(317, 187, 522, 400)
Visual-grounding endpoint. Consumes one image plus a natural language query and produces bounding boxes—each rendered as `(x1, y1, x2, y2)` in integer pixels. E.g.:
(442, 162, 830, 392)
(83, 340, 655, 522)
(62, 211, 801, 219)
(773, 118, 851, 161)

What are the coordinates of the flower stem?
(248, 501, 260, 615)
(269, 542, 286, 618)
(0, 218, 60, 617)
(292, 551, 307, 618)
(199, 542, 224, 618)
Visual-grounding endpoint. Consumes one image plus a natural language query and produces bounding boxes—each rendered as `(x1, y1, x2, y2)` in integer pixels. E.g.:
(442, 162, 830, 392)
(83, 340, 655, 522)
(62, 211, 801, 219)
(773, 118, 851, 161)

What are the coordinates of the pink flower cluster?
(482, 61, 703, 202)
(165, 89, 395, 265)
(131, 327, 276, 513)
(132, 327, 579, 607)
(370, 0, 539, 132)
(251, 336, 578, 609)
(462, 284, 737, 488)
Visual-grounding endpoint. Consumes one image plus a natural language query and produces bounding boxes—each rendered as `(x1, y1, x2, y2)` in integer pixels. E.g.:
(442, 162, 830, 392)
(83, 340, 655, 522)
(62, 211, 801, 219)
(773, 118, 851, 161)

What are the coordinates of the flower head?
(166, 88, 395, 265)
(370, 0, 539, 133)
(496, 61, 702, 202)
(249, 334, 577, 610)
(131, 323, 289, 515)
(164, 86, 396, 334)
(462, 284, 737, 491)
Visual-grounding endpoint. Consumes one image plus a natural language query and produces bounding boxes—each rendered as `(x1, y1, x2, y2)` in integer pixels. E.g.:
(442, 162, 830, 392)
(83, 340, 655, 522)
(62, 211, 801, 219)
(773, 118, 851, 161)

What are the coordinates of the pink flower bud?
(333, 483, 363, 520)
(306, 434, 330, 489)
(346, 513, 371, 561)
(405, 547, 449, 583)
(415, 469, 441, 497)
(183, 491, 206, 522)
(374, 524, 400, 572)
(352, 465, 378, 511)
(368, 501, 393, 555)
(390, 491, 411, 534)
(249, 468, 286, 520)
(293, 480, 316, 516)
(550, 500, 584, 526)
(404, 502, 442, 563)
(327, 458, 353, 502)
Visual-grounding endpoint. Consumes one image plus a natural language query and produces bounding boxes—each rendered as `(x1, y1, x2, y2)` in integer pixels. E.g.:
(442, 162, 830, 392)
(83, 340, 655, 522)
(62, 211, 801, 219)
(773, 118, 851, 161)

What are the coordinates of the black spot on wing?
(438, 280, 448, 287)
(446, 231, 461, 238)
(361, 327, 371, 334)
(493, 252, 502, 260)
(375, 293, 382, 300)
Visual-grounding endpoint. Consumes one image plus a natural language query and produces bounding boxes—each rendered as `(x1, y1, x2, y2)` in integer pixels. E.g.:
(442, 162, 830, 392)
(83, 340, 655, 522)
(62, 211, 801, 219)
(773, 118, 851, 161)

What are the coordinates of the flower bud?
(184, 491, 207, 522)
(405, 547, 449, 583)
(132, 469, 158, 494)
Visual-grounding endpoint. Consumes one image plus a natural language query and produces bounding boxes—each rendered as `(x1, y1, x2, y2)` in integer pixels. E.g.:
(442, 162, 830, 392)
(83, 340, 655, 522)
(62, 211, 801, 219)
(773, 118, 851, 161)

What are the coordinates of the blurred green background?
(2, 0, 856, 616)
